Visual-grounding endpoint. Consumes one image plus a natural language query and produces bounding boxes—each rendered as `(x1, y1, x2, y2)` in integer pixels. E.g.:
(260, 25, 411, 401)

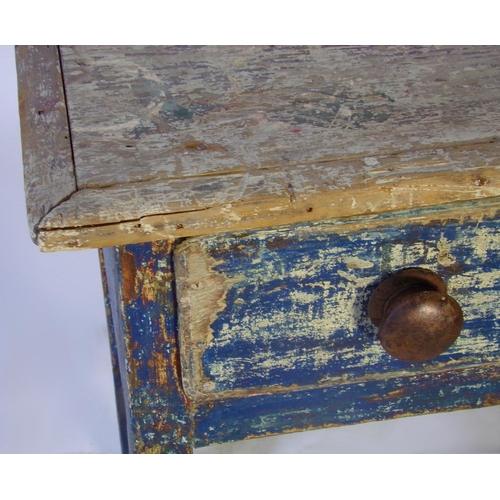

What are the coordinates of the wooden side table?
(16, 45, 500, 453)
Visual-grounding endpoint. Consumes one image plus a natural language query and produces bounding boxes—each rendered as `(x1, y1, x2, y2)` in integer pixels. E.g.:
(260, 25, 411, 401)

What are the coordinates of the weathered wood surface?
(101, 240, 193, 453)
(60, 45, 500, 187)
(36, 142, 500, 251)
(175, 200, 500, 401)
(194, 363, 500, 447)
(15, 46, 77, 242)
(101, 236, 500, 451)
(16, 45, 500, 250)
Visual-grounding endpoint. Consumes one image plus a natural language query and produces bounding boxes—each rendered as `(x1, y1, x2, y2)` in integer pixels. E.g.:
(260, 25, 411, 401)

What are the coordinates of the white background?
(2, 44, 500, 454)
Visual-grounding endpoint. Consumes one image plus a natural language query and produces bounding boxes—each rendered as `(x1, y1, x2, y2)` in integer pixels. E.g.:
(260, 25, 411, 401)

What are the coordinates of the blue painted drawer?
(175, 202, 500, 403)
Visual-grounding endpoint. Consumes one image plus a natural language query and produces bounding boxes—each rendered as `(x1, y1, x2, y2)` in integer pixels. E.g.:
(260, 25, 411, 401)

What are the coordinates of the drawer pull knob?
(368, 268, 463, 362)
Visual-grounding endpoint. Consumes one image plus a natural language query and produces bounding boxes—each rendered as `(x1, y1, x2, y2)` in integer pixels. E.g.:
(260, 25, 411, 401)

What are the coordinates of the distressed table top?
(16, 45, 500, 251)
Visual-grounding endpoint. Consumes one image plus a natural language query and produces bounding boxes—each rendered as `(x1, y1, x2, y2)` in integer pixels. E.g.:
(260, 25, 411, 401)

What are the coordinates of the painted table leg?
(100, 241, 193, 453)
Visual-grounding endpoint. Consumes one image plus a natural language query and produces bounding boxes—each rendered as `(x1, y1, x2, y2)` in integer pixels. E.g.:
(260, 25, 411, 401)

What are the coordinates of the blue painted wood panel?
(175, 205, 500, 401)
(101, 241, 193, 453)
(193, 363, 500, 447)
(100, 201, 500, 452)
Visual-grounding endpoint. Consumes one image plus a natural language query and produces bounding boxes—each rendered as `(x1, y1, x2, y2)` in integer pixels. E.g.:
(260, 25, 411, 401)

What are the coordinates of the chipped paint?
(193, 363, 500, 447)
(17, 46, 500, 251)
(103, 237, 500, 451)
(101, 241, 194, 453)
(175, 210, 500, 402)
(16, 46, 77, 243)
(20, 46, 500, 452)
(174, 244, 245, 400)
(437, 233, 456, 266)
(343, 256, 375, 269)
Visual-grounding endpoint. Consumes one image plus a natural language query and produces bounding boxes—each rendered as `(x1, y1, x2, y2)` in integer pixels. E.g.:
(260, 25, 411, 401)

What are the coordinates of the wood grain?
(16, 45, 500, 250)
(16, 46, 77, 242)
(101, 241, 193, 453)
(60, 45, 500, 188)
(175, 204, 500, 401)
(37, 142, 500, 250)
(101, 237, 500, 451)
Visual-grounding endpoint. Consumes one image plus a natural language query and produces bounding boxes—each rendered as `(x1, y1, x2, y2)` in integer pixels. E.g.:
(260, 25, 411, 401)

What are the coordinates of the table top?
(16, 45, 500, 251)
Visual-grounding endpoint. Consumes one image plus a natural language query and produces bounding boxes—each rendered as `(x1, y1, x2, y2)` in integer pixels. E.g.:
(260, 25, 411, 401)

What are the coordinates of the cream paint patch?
(468, 227, 500, 260)
(289, 290, 321, 305)
(337, 270, 375, 289)
(437, 233, 456, 266)
(343, 256, 375, 269)
(174, 242, 246, 399)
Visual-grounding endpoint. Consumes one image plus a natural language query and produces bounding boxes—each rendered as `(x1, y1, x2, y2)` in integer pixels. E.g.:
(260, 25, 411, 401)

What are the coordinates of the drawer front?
(174, 205, 500, 402)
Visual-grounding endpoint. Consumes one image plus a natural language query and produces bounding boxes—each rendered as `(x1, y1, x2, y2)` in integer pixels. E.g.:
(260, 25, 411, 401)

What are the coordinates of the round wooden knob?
(368, 268, 463, 362)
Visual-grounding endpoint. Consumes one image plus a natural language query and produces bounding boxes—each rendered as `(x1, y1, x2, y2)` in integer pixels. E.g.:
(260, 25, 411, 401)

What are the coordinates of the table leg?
(99, 241, 193, 453)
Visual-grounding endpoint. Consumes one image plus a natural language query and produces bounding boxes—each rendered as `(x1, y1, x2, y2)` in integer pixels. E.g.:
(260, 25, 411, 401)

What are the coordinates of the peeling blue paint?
(176, 209, 500, 398)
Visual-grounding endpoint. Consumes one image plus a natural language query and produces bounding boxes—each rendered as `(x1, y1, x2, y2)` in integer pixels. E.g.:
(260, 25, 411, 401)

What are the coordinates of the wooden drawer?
(175, 201, 500, 404)
(17, 45, 500, 452)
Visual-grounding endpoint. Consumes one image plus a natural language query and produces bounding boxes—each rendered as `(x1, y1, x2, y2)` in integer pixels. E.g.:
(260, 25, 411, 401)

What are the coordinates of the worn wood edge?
(175, 200, 500, 402)
(174, 196, 500, 256)
(40, 138, 500, 226)
(109, 242, 195, 453)
(37, 163, 500, 251)
(174, 247, 244, 400)
(101, 244, 194, 453)
(15, 45, 77, 243)
(98, 248, 129, 453)
(38, 169, 500, 252)
(192, 363, 500, 448)
(184, 358, 499, 403)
